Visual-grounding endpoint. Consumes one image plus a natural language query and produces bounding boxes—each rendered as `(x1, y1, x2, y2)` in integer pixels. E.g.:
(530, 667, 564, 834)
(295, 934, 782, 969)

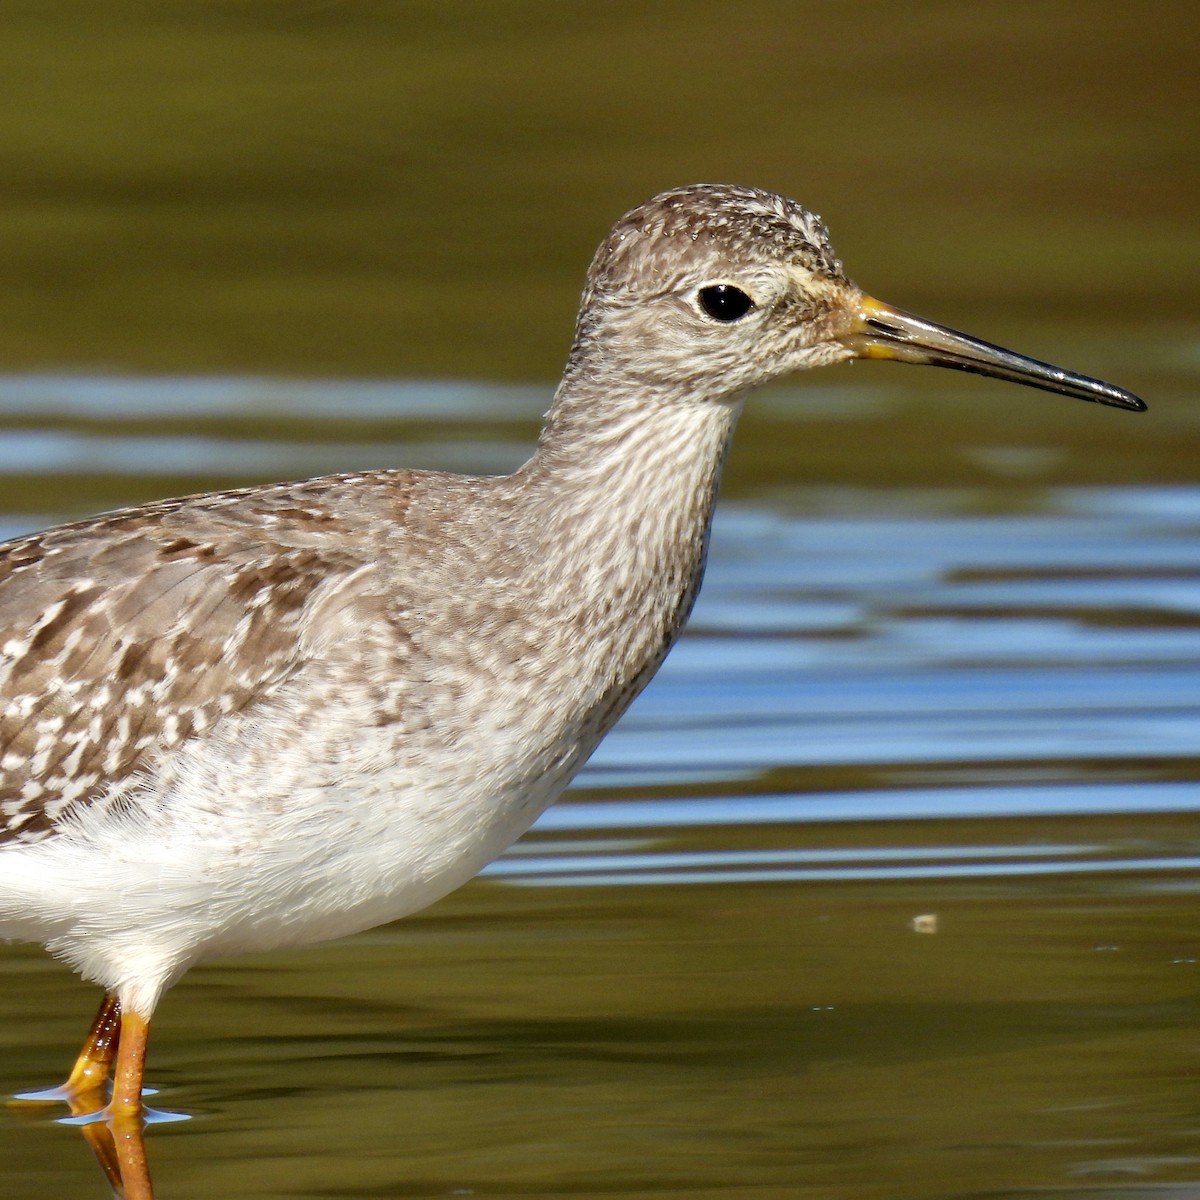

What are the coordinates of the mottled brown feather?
(0, 473, 409, 845)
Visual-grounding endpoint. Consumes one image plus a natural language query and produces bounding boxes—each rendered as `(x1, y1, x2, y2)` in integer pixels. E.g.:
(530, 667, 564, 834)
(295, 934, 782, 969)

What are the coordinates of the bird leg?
(6, 994, 145, 1194)
(108, 1008, 150, 1119)
(9, 992, 121, 1109)
(64, 992, 123, 1098)
(106, 1009, 155, 1200)
(21, 1004, 157, 1198)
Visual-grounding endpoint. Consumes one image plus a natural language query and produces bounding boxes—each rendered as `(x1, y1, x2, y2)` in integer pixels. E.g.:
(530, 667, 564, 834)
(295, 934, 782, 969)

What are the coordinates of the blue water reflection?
(1, 372, 1195, 894)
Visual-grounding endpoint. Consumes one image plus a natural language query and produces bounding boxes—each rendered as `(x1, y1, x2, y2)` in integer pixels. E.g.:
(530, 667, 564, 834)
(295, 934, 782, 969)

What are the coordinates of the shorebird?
(0, 185, 1142, 1144)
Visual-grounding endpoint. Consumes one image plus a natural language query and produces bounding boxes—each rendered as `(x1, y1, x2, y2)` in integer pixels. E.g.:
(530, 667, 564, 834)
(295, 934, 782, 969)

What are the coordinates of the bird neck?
(513, 373, 742, 666)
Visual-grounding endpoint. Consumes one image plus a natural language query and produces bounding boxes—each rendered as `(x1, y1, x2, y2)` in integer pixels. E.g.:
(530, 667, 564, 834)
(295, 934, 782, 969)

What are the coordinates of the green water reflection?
(0, 2, 1195, 384)
(7, 870, 1200, 1197)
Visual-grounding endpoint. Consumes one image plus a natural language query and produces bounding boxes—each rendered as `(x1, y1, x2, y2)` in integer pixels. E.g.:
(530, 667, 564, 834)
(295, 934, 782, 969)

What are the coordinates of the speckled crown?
(587, 184, 847, 294)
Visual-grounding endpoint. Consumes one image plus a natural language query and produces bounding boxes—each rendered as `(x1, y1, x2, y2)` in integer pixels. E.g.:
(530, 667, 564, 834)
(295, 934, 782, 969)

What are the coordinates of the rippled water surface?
(1, 4, 1199, 1199)
(4, 376, 1199, 1200)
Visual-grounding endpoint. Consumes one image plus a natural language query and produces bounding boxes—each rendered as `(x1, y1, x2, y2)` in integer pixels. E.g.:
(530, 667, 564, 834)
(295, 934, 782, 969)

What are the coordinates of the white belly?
(0, 682, 589, 1016)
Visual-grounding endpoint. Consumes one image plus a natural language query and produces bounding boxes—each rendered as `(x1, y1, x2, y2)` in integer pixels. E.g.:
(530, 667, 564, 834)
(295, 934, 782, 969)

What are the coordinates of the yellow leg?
(108, 1008, 150, 1119)
(107, 1009, 155, 1200)
(13, 1000, 158, 1197)
(65, 995, 127, 1188)
(10, 992, 121, 1109)
(110, 1116, 154, 1200)
(64, 993, 123, 1096)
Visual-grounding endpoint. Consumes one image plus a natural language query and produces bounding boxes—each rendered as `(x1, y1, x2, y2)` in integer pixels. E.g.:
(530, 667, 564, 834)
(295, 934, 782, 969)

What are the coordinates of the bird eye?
(698, 284, 754, 323)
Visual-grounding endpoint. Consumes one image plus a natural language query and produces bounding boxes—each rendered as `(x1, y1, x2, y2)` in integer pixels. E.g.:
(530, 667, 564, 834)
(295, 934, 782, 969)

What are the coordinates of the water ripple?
(1, 374, 1195, 895)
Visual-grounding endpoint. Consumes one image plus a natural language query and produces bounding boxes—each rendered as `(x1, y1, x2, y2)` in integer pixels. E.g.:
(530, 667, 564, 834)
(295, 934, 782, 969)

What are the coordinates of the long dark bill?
(841, 295, 1146, 412)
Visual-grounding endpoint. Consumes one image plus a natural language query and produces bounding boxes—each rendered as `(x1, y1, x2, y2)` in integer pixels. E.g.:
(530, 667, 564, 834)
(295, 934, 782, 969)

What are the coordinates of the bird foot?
(58, 1100, 187, 1128)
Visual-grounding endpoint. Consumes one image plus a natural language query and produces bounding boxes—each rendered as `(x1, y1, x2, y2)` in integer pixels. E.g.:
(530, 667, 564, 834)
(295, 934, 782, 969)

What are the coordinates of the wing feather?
(0, 486, 379, 845)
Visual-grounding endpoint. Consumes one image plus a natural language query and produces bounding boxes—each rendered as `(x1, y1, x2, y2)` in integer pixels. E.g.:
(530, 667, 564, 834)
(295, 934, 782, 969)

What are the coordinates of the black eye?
(698, 284, 754, 323)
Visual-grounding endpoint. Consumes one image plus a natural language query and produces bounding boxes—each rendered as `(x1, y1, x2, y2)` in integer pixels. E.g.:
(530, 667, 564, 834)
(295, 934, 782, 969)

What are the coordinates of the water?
(4, 378, 1199, 1200)
(2, 3, 1199, 1198)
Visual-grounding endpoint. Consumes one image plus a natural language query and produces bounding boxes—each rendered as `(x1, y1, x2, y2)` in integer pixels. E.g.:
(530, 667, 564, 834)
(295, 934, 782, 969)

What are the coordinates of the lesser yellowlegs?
(0, 184, 1143, 1149)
